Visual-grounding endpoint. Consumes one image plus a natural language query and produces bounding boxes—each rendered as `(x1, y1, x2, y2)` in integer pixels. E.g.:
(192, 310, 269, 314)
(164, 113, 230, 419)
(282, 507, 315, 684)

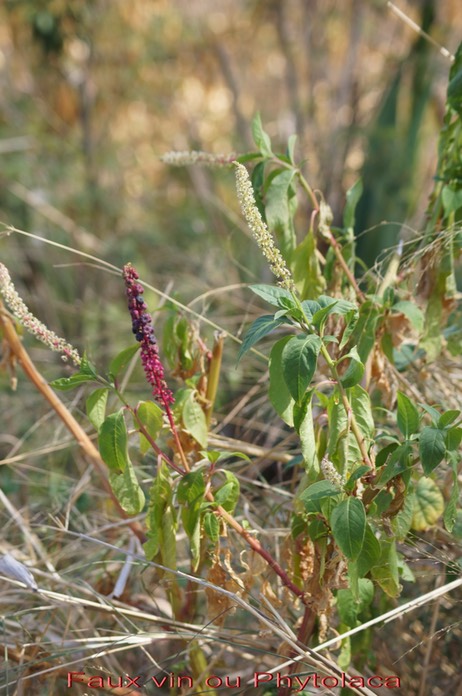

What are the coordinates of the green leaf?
(327, 385, 374, 471)
(204, 510, 220, 543)
(177, 471, 206, 505)
(136, 400, 164, 455)
(392, 301, 424, 333)
(249, 284, 294, 308)
(86, 388, 109, 431)
(50, 354, 99, 391)
(144, 464, 175, 560)
(375, 442, 411, 487)
(109, 462, 145, 516)
(419, 426, 446, 474)
(344, 465, 371, 492)
(237, 315, 287, 363)
(214, 471, 240, 514)
(269, 336, 295, 426)
(181, 504, 201, 570)
(337, 577, 373, 627)
(355, 524, 381, 577)
(265, 169, 298, 259)
(330, 498, 366, 561)
(108, 343, 140, 379)
(281, 334, 322, 404)
(293, 395, 319, 474)
(292, 229, 326, 300)
(396, 391, 420, 438)
(392, 491, 415, 540)
(343, 178, 363, 231)
(98, 410, 129, 473)
(412, 477, 444, 531)
(287, 134, 297, 164)
(445, 426, 462, 451)
(438, 409, 461, 428)
(182, 390, 208, 448)
(299, 481, 341, 514)
(339, 347, 365, 388)
(442, 184, 462, 215)
(251, 112, 273, 157)
(444, 469, 459, 533)
(371, 540, 401, 597)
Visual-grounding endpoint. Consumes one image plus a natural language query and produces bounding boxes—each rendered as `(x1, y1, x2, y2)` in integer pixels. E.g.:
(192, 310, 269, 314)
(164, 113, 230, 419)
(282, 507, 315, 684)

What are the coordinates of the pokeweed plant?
(1, 42, 461, 694)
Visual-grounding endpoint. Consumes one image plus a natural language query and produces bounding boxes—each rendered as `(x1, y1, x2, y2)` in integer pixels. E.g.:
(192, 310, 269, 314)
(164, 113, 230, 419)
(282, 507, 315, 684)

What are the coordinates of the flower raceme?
(0, 262, 81, 365)
(122, 264, 174, 408)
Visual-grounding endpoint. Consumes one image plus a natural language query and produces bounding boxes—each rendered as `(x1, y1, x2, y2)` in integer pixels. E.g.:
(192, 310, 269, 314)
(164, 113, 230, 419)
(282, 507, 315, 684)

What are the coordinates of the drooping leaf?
(371, 540, 401, 597)
(412, 477, 444, 531)
(419, 426, 446, 474)
(337, 577, 373, 627)
(444, 468, 459, 533)
(237, 315, 287, 363)
(293, 394, 319, 475)
(269, 336, 295, 426)
(265, 169, 298, 259)
(281, 334, 322, 404)
(445, 426, 462, 451)
(330, 497, 366, 561)
(136, 400, 164, 455)
(251, 112, 273, 157)
(109, 461, 145, 516)
(375, 442, 412, 487)
(355, 524, 381, 577)
(86, 388, 109, 431)
(203, 510, 220, 543)
(339, 347, 365, 388)
(182, 390, 208, 448)
(396, 391, 420, 438)
(98, 409, 129, 473)
(292, 229, 326, 300)
(343, 178, 363, 231)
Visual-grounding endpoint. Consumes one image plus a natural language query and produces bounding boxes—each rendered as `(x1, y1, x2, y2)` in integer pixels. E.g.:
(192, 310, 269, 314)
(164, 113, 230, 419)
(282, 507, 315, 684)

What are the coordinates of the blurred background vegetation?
(1, 2, 462, 693)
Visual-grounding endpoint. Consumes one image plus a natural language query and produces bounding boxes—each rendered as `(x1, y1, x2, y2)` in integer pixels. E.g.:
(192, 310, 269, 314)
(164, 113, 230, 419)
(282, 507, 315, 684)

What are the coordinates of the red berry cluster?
(122, 264, 174, 406)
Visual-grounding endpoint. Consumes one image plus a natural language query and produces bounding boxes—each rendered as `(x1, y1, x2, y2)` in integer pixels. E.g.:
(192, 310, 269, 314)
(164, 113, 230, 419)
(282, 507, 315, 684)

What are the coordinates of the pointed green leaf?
(343, 178, 363, 230)
(249, 284, 294, 308)
(98, 410, 129, 473)
(438, 409, 461, 428)
(281, 334, 322, 404)
(299, 481, 341, 514)
(339, 347, 365, 388)
(50, 354, 99, 391)
(204, 510, 220, 543)
(86, 388, 109, 431)
(237, 315, 287, 363)
(213, 471, 240, 514)
(330, 498, 366, 561)
(177, 471, 206, 505)
(251, 112, 273, 157)
(396, 391, 420, 438)
(355, 524, 381, 577)
(419, 426, 446, 474)
(108, 343, 140, 379)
